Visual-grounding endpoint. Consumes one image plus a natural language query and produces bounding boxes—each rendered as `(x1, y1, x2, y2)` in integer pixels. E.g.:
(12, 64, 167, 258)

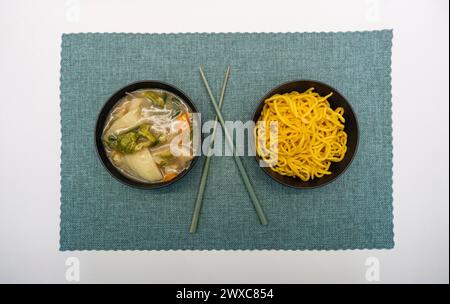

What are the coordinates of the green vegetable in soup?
(159, 94, 182, 118)
(171, 109, 181, 119)
(142, 91, 165, 108)
(152, 146, 174, 166)
(106, 124, 158, 154)
(137, 124, 157, 142)
(116, 132, 139, 153)
(106, 133, 118, 149)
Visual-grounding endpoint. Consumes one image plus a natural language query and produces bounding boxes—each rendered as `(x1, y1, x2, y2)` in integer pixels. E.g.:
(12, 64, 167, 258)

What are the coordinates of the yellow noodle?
(255, 88, 347, 181)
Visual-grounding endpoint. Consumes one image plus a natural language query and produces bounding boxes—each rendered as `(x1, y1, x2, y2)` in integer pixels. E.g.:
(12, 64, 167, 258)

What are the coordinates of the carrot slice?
(163, 172, 178, 182)
(177, 112, 190, 126)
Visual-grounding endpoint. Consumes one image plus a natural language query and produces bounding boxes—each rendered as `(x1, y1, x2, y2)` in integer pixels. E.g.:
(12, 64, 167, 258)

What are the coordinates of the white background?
(0, 0, 448, 284)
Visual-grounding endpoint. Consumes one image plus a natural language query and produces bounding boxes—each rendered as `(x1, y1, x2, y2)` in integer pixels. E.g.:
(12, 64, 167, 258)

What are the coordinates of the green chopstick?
(190, 67, 231, 233)
(198, 67, 269, 226)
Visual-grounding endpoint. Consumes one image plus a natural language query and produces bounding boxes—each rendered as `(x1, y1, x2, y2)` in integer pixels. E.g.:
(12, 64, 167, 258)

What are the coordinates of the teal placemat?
(60, 31, 394, 250)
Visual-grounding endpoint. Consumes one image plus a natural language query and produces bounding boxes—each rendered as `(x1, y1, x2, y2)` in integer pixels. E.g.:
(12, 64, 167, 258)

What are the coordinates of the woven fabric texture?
(60, 31, 393, 250)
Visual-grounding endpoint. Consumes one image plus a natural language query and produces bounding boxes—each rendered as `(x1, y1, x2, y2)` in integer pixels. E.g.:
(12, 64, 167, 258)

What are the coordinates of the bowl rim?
(252, 79, 360, 189)
(95, 80, 200, 190)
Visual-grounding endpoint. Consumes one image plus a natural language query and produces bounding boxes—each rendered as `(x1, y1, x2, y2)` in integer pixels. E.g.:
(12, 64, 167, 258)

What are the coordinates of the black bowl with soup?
(95, 81, 200, 189)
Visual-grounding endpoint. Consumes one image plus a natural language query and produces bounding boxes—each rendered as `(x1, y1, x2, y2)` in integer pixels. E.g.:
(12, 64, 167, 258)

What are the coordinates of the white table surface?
(0, 0, 448, 284)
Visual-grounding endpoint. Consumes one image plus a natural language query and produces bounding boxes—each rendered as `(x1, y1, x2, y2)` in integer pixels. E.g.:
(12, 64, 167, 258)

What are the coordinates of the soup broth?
(102, 89, 194, 183)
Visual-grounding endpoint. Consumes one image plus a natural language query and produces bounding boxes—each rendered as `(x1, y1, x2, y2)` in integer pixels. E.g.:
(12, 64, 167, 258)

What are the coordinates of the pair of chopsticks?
(189, 67, 268, 233)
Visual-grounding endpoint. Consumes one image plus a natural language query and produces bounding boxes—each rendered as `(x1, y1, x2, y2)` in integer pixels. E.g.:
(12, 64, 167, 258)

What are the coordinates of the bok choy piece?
(122, 148, 163, 182)
(104, 98, 144, 137)
(106, 124, 158, 154)
(142, 91, 165, 108)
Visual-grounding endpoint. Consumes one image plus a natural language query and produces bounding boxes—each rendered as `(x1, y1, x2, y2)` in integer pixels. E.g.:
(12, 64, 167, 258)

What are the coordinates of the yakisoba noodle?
(255, 88, 347, 181)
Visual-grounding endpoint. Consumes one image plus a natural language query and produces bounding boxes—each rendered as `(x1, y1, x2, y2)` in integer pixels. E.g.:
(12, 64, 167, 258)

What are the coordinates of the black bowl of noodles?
(252, 80, 359, 189)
